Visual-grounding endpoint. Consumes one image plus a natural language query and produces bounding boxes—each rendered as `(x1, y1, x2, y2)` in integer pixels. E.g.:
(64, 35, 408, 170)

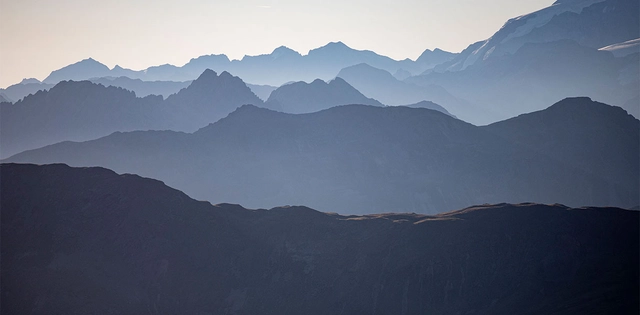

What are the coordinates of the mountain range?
(408, 39, 639, 123)
(0, 76, 277, 103)
(4, 0, 636, 126)
(6, 69, 444, 158)
(393, 0, 639, 124)
(2, 163, 637, 314)
(37, 42, 456, 87)
(337, 63, 489, 123)
(2, 0, 639, 311)
(0, 70, 263, 158)
(5, 97, 637, 214)
(434, 0, 639, 72)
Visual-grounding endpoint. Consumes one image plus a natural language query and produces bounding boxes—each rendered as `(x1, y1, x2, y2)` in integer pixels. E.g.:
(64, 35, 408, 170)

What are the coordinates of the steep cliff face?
(2, 163, 638, 314)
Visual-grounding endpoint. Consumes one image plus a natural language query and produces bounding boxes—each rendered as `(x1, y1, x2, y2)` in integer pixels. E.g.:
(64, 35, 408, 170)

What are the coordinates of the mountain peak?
(308, 41, 353, 55)
(329, 77, 349, 86)
(344, 63, 378, 71)
(338, 63, 392, 78)
(310, 78, 326, 85)
(264, 73, 382, 113)
(416, 48, 456, 63)
(19, 78, 41, 84)
(195, 69, 218, 81)
(188, 54, 230, 63)
(79, 57, 102, 64)
(43, 58, 111, 84)
(272, 45, 300, 56)
(544, 97, 633, 116)
(323, 41, 349, 49)
(554, 96, 593, 104)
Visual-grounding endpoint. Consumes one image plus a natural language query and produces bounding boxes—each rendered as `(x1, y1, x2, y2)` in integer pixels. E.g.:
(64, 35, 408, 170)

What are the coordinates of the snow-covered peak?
(500, 0, 606, 44)
(457, 0, 607, 71)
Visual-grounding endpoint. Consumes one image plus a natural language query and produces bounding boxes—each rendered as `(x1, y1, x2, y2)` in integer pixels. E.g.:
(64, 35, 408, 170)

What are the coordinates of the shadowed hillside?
(1, 163, 637, 314)
(6, 98, 638, 214)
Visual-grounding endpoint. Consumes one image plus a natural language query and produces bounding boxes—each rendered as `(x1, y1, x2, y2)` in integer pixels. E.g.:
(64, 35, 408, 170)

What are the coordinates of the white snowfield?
(459, 0, 607, 70)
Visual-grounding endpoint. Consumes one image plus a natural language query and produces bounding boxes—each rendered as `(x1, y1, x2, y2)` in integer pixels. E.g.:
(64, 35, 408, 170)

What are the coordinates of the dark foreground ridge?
(2, 163, 638, 314)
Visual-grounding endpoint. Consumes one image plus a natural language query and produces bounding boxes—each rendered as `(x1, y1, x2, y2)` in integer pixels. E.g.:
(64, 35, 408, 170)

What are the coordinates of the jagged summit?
(187, 68, 218, 85)
(43, 58, 111, 84)
(162, 69, 263, 130)
(271, 46, 301, 57)
(187, 69, 245, 89)
(187, 54, 231, 64)
(416, 48, 456, 64)
(321, 41, 349, 49)
(308, 41, 352, 54)
(264, 75, 382, 113)
(19, 78, 41, 84)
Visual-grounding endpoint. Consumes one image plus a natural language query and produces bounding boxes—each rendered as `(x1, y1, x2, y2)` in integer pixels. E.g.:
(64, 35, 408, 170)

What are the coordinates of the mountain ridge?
(2, 162, 637, 314)
(263, 77, 383, 113)
(0, 69, 264, 158)
(6, 98, 637, 214)
(32, 42, 457, 87)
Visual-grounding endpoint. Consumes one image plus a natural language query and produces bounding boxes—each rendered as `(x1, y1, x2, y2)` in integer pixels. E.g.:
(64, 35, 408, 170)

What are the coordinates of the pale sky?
(0, 0, 554, 88)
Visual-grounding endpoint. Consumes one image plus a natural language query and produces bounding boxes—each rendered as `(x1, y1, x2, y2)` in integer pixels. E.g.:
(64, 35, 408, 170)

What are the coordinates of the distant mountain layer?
(88, 77, 191, 98)
(0, 69, 402, 158)
(0, 81, 54, 103)
(408, 40, 639, 124)
(264, 77, 383, 113)
(0, 70, 263, 158)
(37, 42, 456, 87)
(2, 163, 637, 314)
(337, 63, 490, 123)
(0, 77, 276, 102)
(402, 100, 456, 118)
(6, 98, 638, 214)
(437, 0, 638, 72)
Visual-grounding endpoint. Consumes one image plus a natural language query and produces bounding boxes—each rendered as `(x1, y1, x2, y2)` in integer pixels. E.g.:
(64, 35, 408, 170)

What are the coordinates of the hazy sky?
(0, 0, 554, 88)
